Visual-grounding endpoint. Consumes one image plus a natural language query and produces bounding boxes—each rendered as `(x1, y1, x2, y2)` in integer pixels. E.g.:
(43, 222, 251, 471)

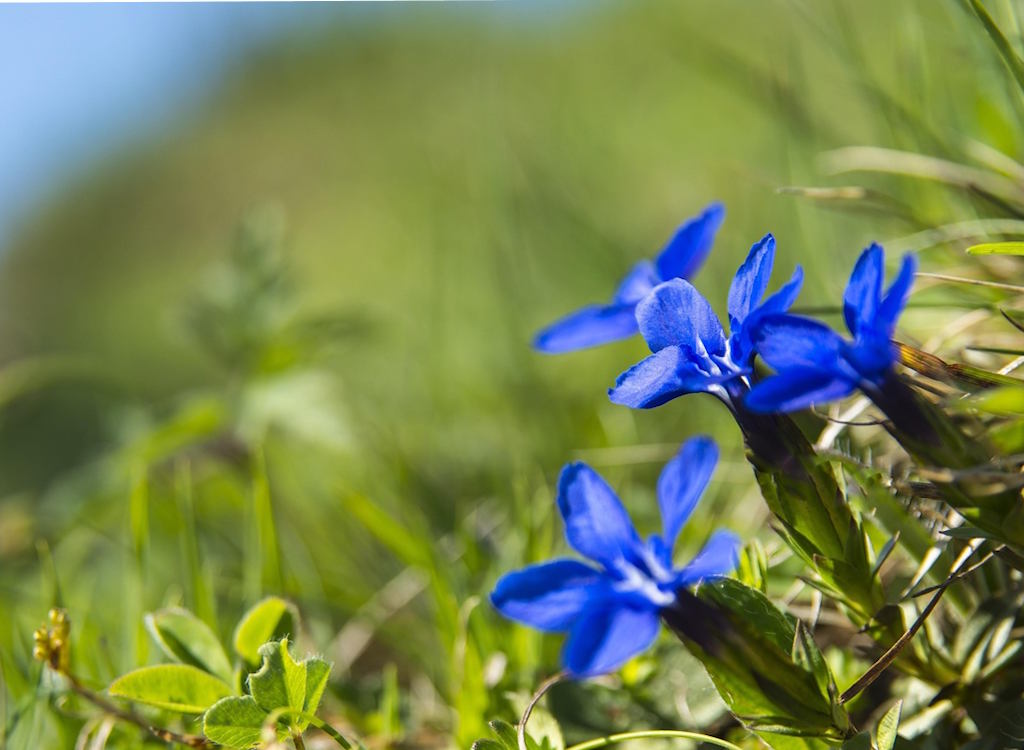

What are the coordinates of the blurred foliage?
(4, 1, 1024, 748)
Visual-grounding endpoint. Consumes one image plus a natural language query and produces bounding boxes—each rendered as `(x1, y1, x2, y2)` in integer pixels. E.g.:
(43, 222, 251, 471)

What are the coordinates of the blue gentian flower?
(745, 243, 916, 414)
(533, 203, 725, 353)
(490, 437, 739, 677)
(609, 234, 802, 409)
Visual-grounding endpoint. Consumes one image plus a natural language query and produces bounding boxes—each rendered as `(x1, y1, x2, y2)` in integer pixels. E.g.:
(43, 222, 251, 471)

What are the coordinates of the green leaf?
(109, 665, 232, 714)
(962, 0, 1024, 100)
(841, 732, 873, 750)
(203, 695, 277, 749)
(248, 638, 332, 731)
(966, 385, 1024, 415)
(966, 241, 1024, 256)
(232, 597, 298, 665)
(791, 620, 836, 704)
(145, 607, 233, 684)
(876, 700, 902, 750)
(472, 741, 507, 750)
(488, 720, 518, 750)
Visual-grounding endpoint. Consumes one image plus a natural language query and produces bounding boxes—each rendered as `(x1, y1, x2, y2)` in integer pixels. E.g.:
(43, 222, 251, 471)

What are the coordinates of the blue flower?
(490, 437, 739, 677)
(608, 234, 802, 409)
(533, 203, 726, 353)
(744, 243, 916, 414)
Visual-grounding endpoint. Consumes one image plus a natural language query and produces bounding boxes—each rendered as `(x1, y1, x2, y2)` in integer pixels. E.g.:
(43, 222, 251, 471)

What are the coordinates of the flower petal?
(744, 367, 855, 414)
(843, 244, 884, 337)
(562, 600, 661, 677)
(636, 279, 726, 354)
(752, 314, 845, 371)
(490, 559, 607, 632)
(730, 265, 805, 368)
(727, 234, 775, 329)
(657, 436, 718, 546)
(654, 202, 725, 282)
(613, 261, 660, 305)
(877, 253, 916, 337)
(533, 304, 639, 354)
(608, 347, 721, 409)
(756, 264, 804, 318)
(557, 463, 642, 567)
(674, 530, 740, 587)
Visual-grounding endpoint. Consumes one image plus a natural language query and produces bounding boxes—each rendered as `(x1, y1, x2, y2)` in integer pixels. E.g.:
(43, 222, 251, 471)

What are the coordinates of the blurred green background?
(1, 1, 1019, 747)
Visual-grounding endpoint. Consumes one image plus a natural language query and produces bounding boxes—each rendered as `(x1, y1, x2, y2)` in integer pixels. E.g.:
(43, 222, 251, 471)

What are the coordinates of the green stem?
(565, 730, 745, 750)
(263, 708, 357, 750)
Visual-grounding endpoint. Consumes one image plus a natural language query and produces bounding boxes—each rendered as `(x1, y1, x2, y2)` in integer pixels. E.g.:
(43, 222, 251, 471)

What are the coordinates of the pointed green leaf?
(488, 720, 519, 750)
(966, 241, 1024, 256)
(203, 695, 278, 749)
(791, 620, 836, 701)
(232, 597, 298, 665)
(876, 700, 902, 750)
(472, 741, 507, 750)
(109, 665, 232, 714)
(145, 607, 233, 684)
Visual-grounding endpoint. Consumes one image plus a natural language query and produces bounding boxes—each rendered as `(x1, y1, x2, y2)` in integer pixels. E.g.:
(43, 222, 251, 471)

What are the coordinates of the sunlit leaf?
(145, 607, 234, 684)
(233, 597, 298, 666)
(966, 241, 1024, 255)
(109, 665, 232, 714)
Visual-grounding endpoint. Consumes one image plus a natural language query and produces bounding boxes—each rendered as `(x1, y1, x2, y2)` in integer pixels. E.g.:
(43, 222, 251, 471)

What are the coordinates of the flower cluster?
(493, 201, 916, 679)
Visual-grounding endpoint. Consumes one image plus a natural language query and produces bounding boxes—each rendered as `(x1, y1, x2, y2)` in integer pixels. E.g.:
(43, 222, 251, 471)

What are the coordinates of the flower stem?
(517, 671, 565, 750)
(565, 730, 744, 750)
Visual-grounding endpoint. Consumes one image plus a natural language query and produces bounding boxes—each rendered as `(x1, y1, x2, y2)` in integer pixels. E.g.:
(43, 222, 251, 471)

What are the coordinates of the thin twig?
(518, 672, 565, 750)
(916, 272, 1024, 293)
(65, 674, 211, 747)
(839, 542, 982, 704)
(906, 550, 995, 599)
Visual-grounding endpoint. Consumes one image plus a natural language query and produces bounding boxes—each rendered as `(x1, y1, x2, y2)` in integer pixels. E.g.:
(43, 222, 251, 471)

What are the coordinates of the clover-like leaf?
(203, 695, 284, 749)
(109, 664, 232, 714)
(247, 638, 331, 732)
(233, 597, 298, 666)
(145, 607, 233, 684)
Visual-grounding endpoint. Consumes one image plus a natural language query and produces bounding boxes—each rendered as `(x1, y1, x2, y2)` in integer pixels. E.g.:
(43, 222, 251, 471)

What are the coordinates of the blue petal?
(752, 314, 845, 371)
(876, 253, 916, 337)
(674, 530, 740, 587)
(557, 463, 642, 568)
(844, 334, 897, 383)
(755, 264, 804, 318)
(613, 261, 660, 305)
(654, 202, 725, 282)
(744, 367, 855, 414)
(562, 600, 661, 677)
(636, 279, 726, 355)
(490, 559, 607, 632)
(727, 234, 775, 329)
(533, 304, 639, 354)
(843, 244, 884, 337)
(608, 347, 722, 409)
(657, 437, 718, 547)
(730, 265, 804, 368)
